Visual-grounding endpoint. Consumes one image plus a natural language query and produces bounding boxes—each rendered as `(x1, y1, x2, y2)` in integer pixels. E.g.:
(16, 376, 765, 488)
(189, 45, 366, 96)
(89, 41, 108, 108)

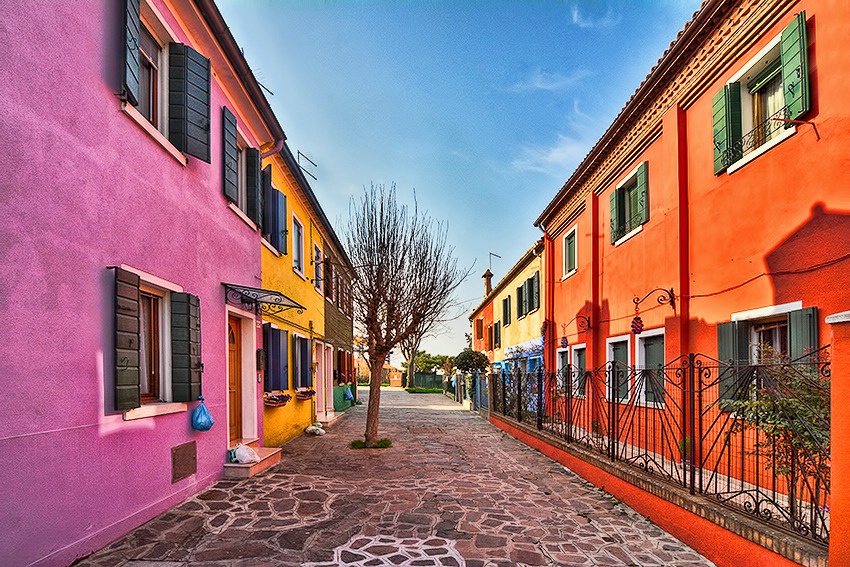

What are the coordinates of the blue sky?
(217, 0, 702, 360)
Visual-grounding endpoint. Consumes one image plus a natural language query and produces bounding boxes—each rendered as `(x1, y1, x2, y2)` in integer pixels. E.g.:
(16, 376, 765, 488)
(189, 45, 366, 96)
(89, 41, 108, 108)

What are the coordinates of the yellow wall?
(260, 154, 327, 446)
(492, 252, 544, 364)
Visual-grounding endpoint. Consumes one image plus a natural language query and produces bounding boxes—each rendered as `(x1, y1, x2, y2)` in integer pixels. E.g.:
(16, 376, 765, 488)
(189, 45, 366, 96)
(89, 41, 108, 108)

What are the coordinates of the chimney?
(482, 269, 493, 296)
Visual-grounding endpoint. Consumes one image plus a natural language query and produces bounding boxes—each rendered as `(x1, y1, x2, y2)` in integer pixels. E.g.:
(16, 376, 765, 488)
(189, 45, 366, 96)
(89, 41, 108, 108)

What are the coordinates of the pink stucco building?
(0, 1, 287, 564)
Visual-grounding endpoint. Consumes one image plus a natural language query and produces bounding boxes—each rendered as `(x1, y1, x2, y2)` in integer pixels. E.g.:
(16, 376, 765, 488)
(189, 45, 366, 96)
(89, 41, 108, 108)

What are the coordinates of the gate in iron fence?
(490, 348, 831, 545)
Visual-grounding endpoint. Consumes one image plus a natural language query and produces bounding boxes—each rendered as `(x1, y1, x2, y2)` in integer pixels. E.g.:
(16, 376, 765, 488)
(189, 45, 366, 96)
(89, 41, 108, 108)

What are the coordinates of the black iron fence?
(490, 348, 831, 545)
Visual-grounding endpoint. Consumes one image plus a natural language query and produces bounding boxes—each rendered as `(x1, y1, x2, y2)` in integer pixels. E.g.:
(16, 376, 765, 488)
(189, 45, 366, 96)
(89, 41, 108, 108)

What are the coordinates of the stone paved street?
(78, 389, 716, 566)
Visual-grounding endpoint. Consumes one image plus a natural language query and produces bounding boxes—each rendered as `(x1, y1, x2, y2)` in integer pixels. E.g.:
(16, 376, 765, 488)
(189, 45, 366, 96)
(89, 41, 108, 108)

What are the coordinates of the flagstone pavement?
(77, 388, 716, 567)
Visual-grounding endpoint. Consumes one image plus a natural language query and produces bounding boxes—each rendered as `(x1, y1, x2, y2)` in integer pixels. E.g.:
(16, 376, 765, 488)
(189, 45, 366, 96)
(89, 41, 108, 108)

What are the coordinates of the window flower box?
(263, 393, 292, 407)
(295, 389, 316, 401)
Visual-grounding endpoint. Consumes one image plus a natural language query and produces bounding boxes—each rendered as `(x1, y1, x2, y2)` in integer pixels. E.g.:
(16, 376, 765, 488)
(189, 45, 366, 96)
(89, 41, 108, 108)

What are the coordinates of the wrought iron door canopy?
(223, 283, 305, 316)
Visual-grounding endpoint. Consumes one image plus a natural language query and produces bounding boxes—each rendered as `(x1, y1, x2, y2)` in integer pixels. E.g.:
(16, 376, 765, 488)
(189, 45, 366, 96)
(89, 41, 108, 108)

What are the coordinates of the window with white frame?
(610, 162, 648, 244)
(712, 12, 809, 174)
(636, 329, 665, 404)
(136, 23, 163, 128)
(292, 216, 304, 274)
(113, 266, 201, 415)
(572, 344, 587, 397)
(606, 335, 630, 401)
(313, 245, 323, 292)
(563, 225, 577, 278)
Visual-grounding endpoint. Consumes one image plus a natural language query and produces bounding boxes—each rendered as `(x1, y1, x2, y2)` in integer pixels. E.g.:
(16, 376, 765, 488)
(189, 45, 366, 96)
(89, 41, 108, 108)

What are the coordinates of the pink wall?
(0, 1, 264, 564)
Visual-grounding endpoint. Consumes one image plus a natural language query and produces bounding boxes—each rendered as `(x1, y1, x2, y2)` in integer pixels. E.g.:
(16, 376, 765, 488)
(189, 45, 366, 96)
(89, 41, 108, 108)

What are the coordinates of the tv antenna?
(297, 150, 317, 181)
(489, 252, 501, 271)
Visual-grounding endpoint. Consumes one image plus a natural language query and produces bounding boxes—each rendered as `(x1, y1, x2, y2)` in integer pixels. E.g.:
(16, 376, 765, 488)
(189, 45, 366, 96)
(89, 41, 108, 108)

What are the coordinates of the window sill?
(121, 102, 187, 166)
(561, 269, 577, 281)
(262, 238, 281, 257)
(123, 402, 188, 421)
(293, 267, 306, 280)
(613, 225, 643, 247)
(727, 126, 796, 174)
(228, 202, 258, 231)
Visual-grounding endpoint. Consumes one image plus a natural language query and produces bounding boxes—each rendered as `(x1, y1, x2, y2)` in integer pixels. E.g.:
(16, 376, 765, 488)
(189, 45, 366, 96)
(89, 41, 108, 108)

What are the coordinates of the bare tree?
(345, 183, 470, 446)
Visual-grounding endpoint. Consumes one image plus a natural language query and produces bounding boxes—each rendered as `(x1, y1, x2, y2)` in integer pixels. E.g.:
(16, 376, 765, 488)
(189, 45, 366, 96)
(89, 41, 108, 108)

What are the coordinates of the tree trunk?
(407, 364, 415, 389)
(365, 353, 387, 446)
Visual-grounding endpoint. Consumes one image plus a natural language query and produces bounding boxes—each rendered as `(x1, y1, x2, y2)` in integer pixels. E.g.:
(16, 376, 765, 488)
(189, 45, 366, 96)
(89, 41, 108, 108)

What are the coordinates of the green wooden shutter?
(516, 285, 524, 317)
(115, 267, 141, 410)
(712, 83, 742, 174)
(172, 292, 202, 402)
(717, 320, 750, 400)
(262, 170, 275, 243)
(566, 232, 576, 272)
(636, 162, 649, 225)
(277, 191, 288, 254)
(292, 334, 301, 388)
(246, 151, 262, 227)
(264, 326, 289, 391)
(221, 107, 238, 202)
(531, 272, 540, 309)
(781, 11, 809, 120)
(609, 190, 620, 243)
(303, 338, 313, 387)
(122, 0, 141, 106)
(494, 322, 501, 349)
(169, 43, 211, 163)
(788, 307, 818, 361)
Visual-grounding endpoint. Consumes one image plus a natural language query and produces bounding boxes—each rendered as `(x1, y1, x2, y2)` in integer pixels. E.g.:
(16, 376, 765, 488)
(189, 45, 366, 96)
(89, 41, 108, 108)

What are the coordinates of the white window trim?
(261, 237, 281, 257)
(555, 347, 569, 372)
(571, 343, 587, 398)
(124, 402, 187, 420)
(292, 213, 305, 277)
(562, 224, 578, 280)
(635, 327, 665, 406)
(731, 301, 802, 322)
(606, 334, 631, 402)
(611, 161, 648, 246)
(228, 202, 258, 230)
(724, 32, 797, 174)
(122, 103, 186, 166)
(614, 224, 643, 247)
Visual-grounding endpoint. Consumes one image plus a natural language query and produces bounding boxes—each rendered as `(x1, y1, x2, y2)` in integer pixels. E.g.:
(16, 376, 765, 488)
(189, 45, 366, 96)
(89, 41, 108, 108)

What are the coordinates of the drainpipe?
(539, 226, 556, 373)
(261, 139, 284, 159)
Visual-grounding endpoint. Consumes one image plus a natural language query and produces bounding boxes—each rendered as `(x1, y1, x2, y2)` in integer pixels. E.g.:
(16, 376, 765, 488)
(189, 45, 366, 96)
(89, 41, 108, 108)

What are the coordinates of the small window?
(606, 336, 630, 402)
(610, 162, 648, 244)
(137, 25, 162, 127)
(494, 321, 501, 349)
(475, 318, 483, 340)
(502, 296, 511, 326)
(638, 333, 665, 404)
(292, 216, 304, 274)
(572, 345, 587, 397)
(487, 325, 494, 351)
(313, 245, 323, 293)
(563, 226, 577, 277)
(139, 287, 165, 403)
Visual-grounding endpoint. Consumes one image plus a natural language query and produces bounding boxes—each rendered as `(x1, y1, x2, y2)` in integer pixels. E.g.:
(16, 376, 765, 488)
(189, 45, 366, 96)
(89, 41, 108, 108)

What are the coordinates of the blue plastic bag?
(191, 396, 214, 431)
(343, 386, 354, 401)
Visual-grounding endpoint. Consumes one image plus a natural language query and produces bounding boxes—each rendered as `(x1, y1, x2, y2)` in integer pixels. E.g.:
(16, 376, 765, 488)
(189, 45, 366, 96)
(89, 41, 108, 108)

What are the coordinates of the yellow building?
(489, 239, 545, 373)
(259, 143, 351, 446)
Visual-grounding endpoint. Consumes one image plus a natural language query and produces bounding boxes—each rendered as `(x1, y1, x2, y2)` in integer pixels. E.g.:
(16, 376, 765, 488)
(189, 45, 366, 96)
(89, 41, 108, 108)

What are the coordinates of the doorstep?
(222, 445, 281, 480)
(318, 412, 345, 428)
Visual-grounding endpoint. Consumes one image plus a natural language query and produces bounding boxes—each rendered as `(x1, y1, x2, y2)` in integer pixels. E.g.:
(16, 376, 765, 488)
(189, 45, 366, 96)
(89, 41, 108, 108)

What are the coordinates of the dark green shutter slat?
(789, 307, 818, 361)
(280, 330, 289, 389)
(531, 272, 540, 309)
(516, 286, 523, 318)
(292, 334, 300, 388)
(264, 326, 289, 391)
(122, 0, 141, 106)
(262, 172, 276, 243)
(609, 190, 619, 243)
(566, 233, 576, 272)
(278, 192, 288, 254)
(172, 292, 202, 402)
(222, 107, 238, 202)
(636, 162, 649, 225)
(169, 43, 211, 163)
(246, 151, 262, 227)
(781, 11, 809, 120)
(712, 84, 742, 174)
(302, 337, 313, 387)
(263, 324, 273, 391)
(115, 267, 141, 410)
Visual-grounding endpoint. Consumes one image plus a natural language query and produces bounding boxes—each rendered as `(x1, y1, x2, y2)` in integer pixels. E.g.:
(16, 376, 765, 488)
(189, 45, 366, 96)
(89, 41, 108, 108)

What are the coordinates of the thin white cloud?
(570, 5, 621, 29)
(511, 68, 591, 93)
(511, 134, 589, 176)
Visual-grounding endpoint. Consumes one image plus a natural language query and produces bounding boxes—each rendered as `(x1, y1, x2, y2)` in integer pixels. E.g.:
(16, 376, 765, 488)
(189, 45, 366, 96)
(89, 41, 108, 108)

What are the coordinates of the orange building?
(469, 270, 496, 367)
(528, 1, 849, 565)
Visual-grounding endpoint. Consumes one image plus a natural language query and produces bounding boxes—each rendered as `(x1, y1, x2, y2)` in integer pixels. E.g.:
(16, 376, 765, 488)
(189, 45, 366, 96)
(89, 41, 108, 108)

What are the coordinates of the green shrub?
(405, 387, 443, 394)
(349, 438, 393, 449)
